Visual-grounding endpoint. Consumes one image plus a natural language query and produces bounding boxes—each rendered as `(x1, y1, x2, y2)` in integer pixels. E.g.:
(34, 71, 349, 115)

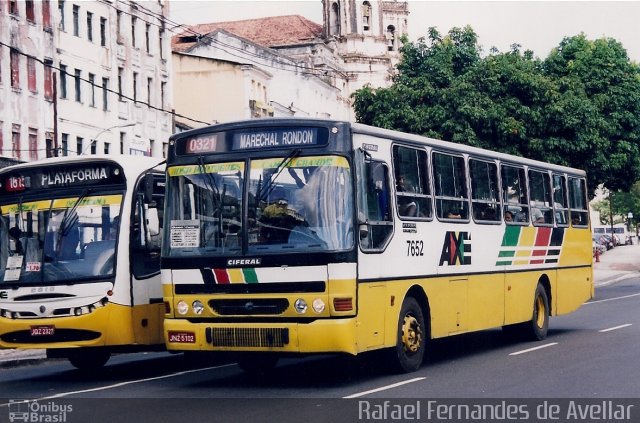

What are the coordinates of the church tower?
(322, 0, 409, 93)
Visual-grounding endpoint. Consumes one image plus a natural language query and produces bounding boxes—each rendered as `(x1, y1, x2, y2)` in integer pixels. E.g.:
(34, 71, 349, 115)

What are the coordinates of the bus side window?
(568, 177, 589, 228)
(359, 159, 392, 251)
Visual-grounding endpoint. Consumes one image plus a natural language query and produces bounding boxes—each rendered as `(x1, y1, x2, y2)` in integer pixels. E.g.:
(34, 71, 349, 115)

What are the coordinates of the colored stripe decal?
(242, 268, 259, 283)
(213, 269, 230, 284)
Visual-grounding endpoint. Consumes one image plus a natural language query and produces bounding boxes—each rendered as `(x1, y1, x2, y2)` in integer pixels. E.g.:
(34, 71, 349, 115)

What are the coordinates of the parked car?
(592, 236, 606, 256)
(593, 234, 614, 250)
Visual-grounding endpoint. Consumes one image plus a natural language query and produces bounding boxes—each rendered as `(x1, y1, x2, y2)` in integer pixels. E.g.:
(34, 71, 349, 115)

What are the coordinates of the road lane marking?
(509, 342, 558, 356)
(0, 363, 236, 404)
(343, 377, 426, 398)
(585, 293, 640, 305)
(599, 323, 632, 333)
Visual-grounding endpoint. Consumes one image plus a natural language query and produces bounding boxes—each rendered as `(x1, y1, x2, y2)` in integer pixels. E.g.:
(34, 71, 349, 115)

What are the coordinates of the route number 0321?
(406, 240, 424, 256)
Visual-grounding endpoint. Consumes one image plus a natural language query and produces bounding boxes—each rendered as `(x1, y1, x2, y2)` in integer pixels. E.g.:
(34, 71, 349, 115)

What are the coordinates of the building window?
(29, 129, 38, 161)
(76, 136, 83, 155)
(58, 0, 65, 31)
(45, 132, 54, 158)
(149, 139, 154, 157)
(61, 133, 68, 156)
(74, 68, 81, 102)
(329, 2, 340, 36)
(104, 142, 110, 154)
(90, 139, 96, 154)
(159, 29, 164, 59)
(9, 0, 18, 16)
(147, 77, 152, 106)
(12, 125, 21, 160)
(27, 57, 37, 93)
(10, 49, 19, 89)
(131, 15, 137, 47)
(26, 0, 35, 22)
(117, 67, 123, 100)
(161, 81, 166, 109)
(42, 0, 52, 29)
(386, 25, 396, 51)
(72, 4, 79, 36)
(145, 23, 151, 53)
(119, 132, 125, 154)
(88, 73, 95, 106)
(116, 10, 122, 44)
(362, 1, 371, 31)
(100, 17, 106, 46)
(59, 63, 67, 98)
(87, 11, 93, 42)
(44, 60, 53, 100)
(102, 77, 109, 110)
(133, 71, 138, 103)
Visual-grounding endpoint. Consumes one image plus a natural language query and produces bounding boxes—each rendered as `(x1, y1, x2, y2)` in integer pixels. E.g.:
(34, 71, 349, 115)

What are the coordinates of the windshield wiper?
(55, 189, 89, 259)
(258, 149, 301, 201)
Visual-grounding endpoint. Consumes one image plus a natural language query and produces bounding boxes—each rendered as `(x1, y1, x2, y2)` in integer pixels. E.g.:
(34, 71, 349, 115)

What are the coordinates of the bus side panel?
(131, 273, 165, 345)
(557, 228, 594, 314)
(356, 283, 387, 349)
(504, 272, 539, 325)
(466, 273, 505, 333)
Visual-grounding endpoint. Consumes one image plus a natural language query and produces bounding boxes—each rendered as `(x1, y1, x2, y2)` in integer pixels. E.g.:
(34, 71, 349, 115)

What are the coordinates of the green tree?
(353, 28, 640, 196)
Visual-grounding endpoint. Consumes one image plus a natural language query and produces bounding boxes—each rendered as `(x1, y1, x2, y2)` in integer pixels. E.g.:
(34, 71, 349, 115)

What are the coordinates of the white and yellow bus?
(0, 155, 165, 369)
(162, 118, 593, 373)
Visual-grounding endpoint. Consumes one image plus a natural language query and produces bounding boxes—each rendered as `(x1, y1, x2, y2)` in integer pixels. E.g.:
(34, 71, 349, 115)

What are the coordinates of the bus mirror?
(143, 173, 155, 205)
(359, 224, 369, 240)
(145, 207, 160, 237)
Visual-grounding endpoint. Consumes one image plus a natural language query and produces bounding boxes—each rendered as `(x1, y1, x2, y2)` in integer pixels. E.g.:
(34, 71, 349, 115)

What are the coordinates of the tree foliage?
(352, 27, 640, 196)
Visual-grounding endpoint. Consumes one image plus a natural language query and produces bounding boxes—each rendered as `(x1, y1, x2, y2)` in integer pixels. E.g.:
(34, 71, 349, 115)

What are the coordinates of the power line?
(0, 40, 210, 126)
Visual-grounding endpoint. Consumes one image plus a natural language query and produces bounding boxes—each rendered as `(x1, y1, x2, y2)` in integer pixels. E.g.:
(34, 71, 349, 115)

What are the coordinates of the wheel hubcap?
(401, 314, 422, 353)
(535, 295, 546, 328)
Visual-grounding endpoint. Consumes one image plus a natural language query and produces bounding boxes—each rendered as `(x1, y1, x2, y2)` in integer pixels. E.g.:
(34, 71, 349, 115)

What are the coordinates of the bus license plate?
(30, 325, 55, 336)
(168, 331, 195, 343)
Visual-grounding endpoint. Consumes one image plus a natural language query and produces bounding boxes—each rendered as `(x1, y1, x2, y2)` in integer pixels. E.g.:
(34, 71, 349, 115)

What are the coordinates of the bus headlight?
(294, 299, 308, 314)
(176, 301, 189, 315)
(192, 300, 204, 315)
(312, 298, 325, 313)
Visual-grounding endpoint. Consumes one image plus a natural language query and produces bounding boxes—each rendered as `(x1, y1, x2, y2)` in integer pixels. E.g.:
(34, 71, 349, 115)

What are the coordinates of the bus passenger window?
(568, 177, 589, 228)
(393, 145, 432, 219)
(501, 164, 529, 224)
(433, 152, 469, 221)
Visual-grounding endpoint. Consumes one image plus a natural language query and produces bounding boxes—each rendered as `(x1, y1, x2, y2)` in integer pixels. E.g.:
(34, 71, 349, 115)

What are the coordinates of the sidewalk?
(1, 245, 638, 367)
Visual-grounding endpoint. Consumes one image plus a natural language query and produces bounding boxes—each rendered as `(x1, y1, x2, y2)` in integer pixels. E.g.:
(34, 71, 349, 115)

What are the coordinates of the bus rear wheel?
(68, 348, 111, 370)
(391, 297, 426, 373)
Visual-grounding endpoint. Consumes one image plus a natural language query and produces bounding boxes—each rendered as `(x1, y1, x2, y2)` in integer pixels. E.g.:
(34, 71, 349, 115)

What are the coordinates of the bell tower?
(322, 0, 409, 93)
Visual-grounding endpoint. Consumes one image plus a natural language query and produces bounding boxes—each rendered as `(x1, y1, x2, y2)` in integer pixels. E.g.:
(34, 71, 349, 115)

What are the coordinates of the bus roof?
(171, 117, 585, 177)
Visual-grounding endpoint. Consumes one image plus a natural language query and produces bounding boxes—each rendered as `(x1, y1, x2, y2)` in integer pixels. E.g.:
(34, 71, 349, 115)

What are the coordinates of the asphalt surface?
(1, 243, 637, 367)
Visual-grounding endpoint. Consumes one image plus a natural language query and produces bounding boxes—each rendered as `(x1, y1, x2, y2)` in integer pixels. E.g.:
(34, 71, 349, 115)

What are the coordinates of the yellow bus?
(162, 118, 593, 373)
(0, 155, 165, 369)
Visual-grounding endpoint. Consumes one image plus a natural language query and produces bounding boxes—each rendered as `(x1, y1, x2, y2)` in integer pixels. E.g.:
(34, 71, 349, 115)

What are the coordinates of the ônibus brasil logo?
(7, 400, 73, 423)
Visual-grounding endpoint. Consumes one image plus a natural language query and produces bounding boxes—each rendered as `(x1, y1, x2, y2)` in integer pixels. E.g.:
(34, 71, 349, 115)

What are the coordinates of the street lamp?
(83, 122, 135, 155)
(628, 212, 634, 244)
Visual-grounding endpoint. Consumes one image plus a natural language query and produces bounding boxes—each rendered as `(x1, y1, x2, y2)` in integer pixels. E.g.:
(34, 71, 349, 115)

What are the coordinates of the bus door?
(130, 172, 164, 344)
(355, 148, 393, 349)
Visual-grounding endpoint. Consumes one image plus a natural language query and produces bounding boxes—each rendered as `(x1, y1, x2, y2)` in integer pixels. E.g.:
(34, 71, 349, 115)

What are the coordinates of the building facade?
(172, 0, 408, 128)
(0, 0, 173, 162)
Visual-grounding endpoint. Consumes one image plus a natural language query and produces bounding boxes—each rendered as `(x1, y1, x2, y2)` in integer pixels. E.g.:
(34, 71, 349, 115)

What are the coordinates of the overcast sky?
(169, 1, 640, 61)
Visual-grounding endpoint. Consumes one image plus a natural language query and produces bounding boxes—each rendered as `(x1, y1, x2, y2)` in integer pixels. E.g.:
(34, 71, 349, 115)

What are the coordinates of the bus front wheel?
(391, 296, 426, 373)
(68, 348, 111, 370)
(526, 283, 550, 341)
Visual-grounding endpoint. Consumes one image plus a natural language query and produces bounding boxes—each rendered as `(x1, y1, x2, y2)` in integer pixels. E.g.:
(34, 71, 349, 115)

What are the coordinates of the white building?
(171, 0, 408, 127)
(0, 0, 56, 161)
(0, 0, 173, 162)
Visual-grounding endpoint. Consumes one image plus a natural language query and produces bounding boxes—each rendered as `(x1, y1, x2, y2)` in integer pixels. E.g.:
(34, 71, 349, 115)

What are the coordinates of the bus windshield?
(0, 193, 123, 285)
(165, 154, 354, 256)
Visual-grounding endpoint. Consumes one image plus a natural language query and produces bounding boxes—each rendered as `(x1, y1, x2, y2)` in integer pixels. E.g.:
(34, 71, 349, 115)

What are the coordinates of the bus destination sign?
(178, 127, 326, 155)
(232, 128, 319, 150)
(1, 163, 125, 194)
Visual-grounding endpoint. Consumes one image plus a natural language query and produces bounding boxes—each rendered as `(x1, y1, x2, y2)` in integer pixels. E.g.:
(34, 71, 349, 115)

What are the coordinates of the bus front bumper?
(164, 317, 359, 355)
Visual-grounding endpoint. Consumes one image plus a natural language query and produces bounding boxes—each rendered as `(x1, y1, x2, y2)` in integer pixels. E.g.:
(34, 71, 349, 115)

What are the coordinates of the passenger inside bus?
(396, 175, 417, 217)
